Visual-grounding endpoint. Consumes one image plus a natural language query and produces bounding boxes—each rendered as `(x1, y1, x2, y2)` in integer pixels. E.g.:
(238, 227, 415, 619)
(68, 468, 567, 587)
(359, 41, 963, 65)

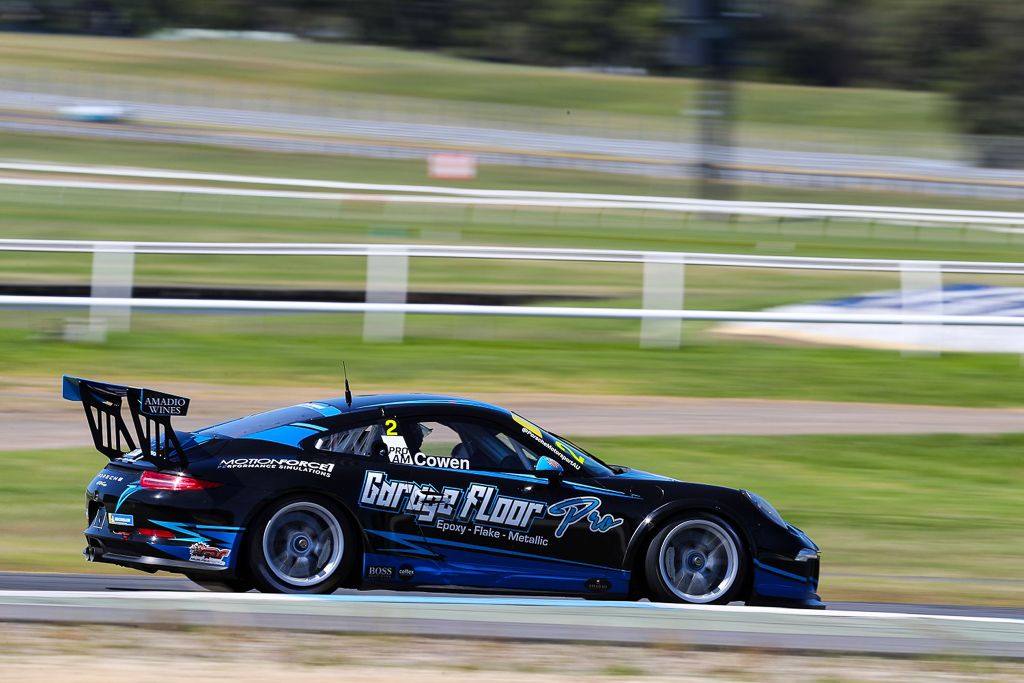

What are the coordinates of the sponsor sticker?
(512, 414, 584, 472)
(367, 565, 394, 579)
(358, 471, 624, 541)
(140, 390, 190, 416)
(585, 578, 612, 593)
(107, 513, 134, 526)
(218, 458, 335, 478)
(189, 542, 230, 566)
(382, 434, 470, 470)
(398, 565, 415, 581)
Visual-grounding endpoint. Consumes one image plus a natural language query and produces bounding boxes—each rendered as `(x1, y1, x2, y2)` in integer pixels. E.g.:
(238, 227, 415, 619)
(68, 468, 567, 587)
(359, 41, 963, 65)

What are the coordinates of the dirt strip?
(3, 377, 1024, 451)
(2, 623, 1021, 683)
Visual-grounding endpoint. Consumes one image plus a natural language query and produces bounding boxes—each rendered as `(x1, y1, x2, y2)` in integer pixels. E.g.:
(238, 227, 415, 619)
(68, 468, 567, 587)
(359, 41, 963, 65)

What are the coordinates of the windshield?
(511, 413, 613, 478)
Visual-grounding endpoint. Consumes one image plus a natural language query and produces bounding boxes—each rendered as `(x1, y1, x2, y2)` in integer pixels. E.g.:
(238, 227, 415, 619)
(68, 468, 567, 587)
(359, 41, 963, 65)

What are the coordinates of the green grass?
(6, 318, 1024, 407)
(2, 131, 1006, 210)
(0, 33, 954, 137)
(4, 433, 1020, 604)
(0, 33, 966, 160)
(5, 132, 1024, 298)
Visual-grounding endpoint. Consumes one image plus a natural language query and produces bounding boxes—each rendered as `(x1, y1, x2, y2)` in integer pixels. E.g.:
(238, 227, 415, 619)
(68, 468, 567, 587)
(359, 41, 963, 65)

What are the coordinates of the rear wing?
(62, 375, 191, 467)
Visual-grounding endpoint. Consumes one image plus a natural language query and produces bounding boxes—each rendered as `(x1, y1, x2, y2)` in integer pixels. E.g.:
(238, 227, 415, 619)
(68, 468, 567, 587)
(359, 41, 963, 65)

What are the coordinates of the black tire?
(186, 574, 253, 593)
(247, 495, 355, 594)
(644, 513, 746, 605)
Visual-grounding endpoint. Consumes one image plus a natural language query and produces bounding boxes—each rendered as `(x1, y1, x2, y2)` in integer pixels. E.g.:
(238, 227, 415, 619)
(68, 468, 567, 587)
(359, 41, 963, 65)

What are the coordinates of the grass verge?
(6, 319, 1024, 406)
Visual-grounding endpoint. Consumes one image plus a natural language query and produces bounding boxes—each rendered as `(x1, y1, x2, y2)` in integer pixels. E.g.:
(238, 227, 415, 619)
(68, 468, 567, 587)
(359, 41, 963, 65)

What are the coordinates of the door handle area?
(418, 488, 443, 503)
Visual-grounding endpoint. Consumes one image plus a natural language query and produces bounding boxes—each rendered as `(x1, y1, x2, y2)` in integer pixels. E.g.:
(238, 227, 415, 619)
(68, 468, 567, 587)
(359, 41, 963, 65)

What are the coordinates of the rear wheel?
(644, 514, 746, 604)
(248, 497, 355, 594)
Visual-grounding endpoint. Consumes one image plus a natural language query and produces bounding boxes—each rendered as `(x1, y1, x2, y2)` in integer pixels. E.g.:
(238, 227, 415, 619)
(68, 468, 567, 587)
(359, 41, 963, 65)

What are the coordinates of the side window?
(315, 422, 385, 457)
(385, 418, 548, 472)
(383, 420, 471, 470)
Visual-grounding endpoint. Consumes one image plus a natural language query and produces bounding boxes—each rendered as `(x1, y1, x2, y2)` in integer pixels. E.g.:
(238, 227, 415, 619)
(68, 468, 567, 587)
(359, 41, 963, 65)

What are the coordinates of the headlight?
(742, 490, 786, 527)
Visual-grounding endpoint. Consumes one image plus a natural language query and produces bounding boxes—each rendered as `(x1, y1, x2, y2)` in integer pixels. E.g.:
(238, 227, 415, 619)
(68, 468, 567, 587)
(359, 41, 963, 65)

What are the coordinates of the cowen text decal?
(359, 471, 623, 539)
(382, 435, 469, 470)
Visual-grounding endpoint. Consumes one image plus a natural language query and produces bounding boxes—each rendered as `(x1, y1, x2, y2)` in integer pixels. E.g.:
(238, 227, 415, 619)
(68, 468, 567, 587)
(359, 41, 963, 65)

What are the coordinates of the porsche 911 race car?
(65, 375, 823, 607)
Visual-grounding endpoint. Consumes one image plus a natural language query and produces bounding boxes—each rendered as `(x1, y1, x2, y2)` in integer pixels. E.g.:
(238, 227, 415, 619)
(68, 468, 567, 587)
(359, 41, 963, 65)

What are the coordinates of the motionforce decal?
(359, 471, 623, 546)
(218, 457, 335, 478)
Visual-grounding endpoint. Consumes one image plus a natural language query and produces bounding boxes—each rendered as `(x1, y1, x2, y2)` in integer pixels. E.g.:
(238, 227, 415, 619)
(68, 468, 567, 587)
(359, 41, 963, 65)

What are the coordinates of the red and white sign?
(428, 153, 477, 180)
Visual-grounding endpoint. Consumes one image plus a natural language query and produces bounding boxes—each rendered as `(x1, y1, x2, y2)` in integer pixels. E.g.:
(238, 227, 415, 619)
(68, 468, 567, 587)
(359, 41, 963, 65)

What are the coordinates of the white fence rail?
(6, 162, 1024, 233)
(3, 239, 1024, 348)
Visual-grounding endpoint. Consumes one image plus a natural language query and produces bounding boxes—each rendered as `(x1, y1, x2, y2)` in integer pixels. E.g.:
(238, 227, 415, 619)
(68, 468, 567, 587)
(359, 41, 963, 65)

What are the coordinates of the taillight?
(139, 471, 222, 491)
(137, 528, 176, 539)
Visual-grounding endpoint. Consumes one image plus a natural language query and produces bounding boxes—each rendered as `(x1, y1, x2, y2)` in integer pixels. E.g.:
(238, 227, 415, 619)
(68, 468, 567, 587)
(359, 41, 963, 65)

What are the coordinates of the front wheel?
(248, 497, 355, 594)
(644, 514, 746, 604)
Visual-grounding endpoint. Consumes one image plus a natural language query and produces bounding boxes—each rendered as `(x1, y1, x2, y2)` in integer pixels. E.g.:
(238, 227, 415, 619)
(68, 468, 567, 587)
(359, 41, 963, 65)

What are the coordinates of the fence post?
(363, 249, 409, 343)
(900, 260, 943, 356)
(89, 241, 135, 335)
(640, 253, 685, 348)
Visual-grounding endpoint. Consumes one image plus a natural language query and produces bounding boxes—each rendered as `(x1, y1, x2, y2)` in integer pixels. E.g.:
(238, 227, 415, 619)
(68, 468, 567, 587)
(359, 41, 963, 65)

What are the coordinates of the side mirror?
(535, 456, 564, 484)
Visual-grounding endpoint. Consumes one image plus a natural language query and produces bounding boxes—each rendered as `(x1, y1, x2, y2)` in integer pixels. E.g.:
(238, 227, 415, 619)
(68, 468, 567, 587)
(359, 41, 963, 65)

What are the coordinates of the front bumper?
(748, 525, 824, 609)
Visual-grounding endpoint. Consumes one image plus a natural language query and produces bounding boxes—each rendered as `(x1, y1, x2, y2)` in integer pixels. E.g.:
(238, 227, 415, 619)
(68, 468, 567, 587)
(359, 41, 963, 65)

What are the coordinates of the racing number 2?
(384, 419, 398, 436)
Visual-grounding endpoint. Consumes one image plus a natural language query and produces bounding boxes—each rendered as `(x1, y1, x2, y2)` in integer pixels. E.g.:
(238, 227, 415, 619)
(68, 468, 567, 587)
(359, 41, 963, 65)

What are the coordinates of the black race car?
(66, 375, 823, 607)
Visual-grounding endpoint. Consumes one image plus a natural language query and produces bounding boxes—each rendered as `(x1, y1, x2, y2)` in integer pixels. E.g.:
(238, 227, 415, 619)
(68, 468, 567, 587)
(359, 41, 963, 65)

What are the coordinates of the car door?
(363, 410, 635, 595)
(310, 416, 441, 583)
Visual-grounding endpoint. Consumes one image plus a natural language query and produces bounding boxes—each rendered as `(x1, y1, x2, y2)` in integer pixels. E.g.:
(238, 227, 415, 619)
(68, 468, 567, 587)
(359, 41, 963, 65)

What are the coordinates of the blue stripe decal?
(455, 470, 636, 499)
(290, 422, 327, 432)
(754, 560, 814, 584)
(245, 424, 321, 446)
(114, 482, 142, 513)
(368, 529, 620, 572)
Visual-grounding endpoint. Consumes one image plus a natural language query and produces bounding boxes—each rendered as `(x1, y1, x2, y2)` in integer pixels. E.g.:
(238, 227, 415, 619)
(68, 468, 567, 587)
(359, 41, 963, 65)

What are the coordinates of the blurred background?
(1, 0, 1023, 645)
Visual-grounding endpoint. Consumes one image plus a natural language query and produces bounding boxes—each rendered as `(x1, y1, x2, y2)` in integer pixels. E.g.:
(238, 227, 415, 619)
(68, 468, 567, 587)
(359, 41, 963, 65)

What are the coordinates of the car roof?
(320, 393, 509, 415)
(195, 393, 511, 441)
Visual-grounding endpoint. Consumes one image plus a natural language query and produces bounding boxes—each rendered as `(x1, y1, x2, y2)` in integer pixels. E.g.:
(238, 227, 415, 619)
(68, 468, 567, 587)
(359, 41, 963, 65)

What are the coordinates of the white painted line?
(0, 590, 1020, 626)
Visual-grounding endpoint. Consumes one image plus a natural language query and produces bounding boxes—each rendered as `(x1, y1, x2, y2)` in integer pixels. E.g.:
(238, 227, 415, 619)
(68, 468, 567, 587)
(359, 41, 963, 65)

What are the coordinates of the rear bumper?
(83, 541, 230, 574)
(83, 493, 244, 577)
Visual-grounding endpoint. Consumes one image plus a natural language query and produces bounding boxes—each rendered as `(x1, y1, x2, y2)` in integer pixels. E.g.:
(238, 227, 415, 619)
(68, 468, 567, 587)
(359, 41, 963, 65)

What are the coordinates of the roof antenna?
(343, 362, 353, 408)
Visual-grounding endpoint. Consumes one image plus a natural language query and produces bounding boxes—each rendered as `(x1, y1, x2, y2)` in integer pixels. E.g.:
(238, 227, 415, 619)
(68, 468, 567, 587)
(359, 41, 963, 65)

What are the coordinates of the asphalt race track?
(0, 572, 1021, 658)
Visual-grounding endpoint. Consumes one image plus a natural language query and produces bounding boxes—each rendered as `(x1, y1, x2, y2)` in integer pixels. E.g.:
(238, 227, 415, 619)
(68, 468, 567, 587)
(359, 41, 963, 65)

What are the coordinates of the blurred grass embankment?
(0, 33, 955, 148)
(3, 433, 1021, 605)
(6, 317, 1024, 408)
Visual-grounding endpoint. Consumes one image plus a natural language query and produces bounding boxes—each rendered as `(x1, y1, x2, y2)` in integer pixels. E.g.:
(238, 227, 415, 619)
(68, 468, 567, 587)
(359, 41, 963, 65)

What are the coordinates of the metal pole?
(641, 254, 686, 348)
(900, 260, 943, 356)
(362, 249, 409, 343)
(89, 242, 135, 336)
